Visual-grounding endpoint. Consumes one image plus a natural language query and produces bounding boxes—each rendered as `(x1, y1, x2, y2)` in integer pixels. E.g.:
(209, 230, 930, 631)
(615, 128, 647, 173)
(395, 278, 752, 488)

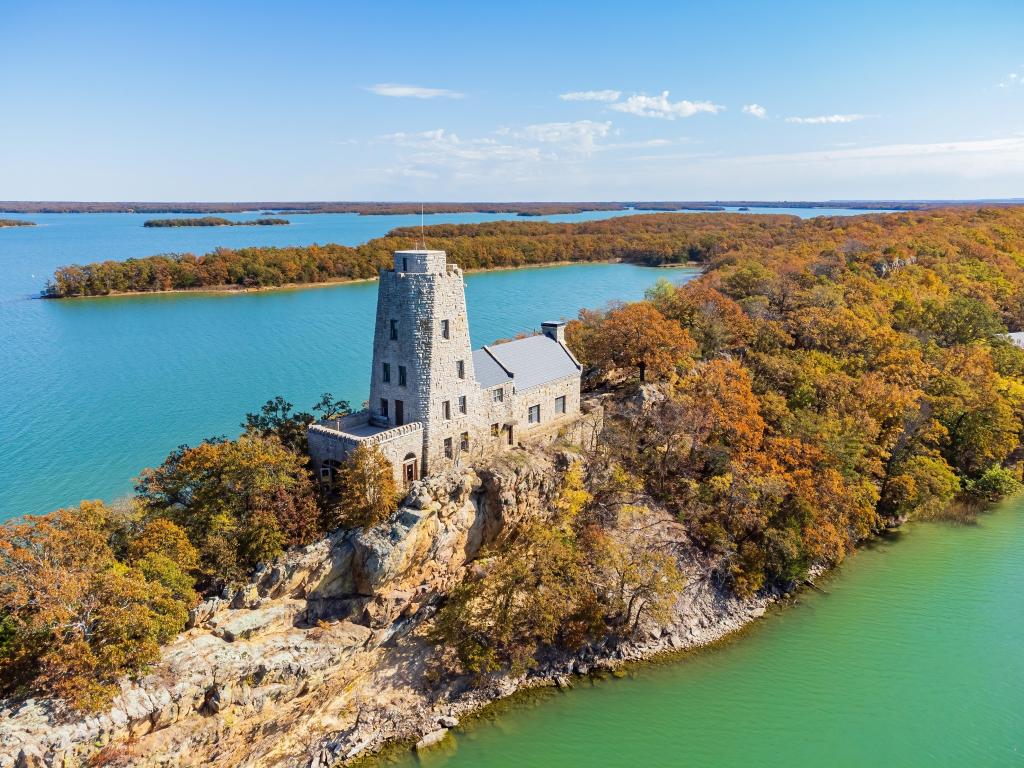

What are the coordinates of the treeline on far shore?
(0, 200, 943, 215)
(41, 207, 1024, 299)
(142, 217, 289, 227)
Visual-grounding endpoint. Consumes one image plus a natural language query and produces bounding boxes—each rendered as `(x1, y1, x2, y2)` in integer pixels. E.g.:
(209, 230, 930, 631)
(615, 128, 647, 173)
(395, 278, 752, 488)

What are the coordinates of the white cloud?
(742, 104, 767, 119)
(589, 136, 1024, 199)
(380, 129, 539, 164)
(379, 120, 619, 175)
(997, 69, 1024, 88)
(347, 129, 1024, 199)
(609, 91, 724, 120)
(365, 83, 465, 99)
(516, 120, 612, 153)
(785, 113, 868, 124)
(559, 89, 622, 102)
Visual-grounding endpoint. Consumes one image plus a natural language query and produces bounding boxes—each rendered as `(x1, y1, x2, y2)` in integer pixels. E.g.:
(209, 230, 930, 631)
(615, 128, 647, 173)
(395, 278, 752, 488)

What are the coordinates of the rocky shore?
(1, 408, 780, 768)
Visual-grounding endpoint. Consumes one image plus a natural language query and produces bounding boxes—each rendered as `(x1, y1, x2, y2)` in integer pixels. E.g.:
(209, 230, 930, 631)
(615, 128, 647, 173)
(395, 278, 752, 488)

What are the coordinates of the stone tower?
(367, 250, 478, 475)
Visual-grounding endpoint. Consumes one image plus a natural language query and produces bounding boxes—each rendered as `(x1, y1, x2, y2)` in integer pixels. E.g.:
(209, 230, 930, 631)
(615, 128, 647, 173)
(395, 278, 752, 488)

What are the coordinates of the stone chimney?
(541, 320, 566, 344)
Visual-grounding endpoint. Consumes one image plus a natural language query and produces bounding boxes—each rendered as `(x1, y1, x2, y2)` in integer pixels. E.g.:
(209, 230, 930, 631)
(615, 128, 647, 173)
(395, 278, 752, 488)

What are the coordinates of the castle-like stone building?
(308, 249, 582, 486)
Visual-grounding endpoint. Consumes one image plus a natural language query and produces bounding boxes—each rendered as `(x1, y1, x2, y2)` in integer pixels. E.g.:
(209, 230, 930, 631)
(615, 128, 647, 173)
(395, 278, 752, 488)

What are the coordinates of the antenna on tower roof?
(420, 203, 425, 249)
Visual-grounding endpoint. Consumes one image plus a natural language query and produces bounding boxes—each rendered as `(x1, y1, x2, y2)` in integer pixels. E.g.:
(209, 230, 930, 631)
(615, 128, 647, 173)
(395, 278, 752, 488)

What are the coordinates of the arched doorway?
(402, 452, 419, 488)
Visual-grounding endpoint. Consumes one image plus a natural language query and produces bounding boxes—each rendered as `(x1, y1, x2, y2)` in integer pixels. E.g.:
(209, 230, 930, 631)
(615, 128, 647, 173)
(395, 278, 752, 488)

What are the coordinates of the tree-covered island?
(0, 219, 35, 227)
(142, 216, 289, 228)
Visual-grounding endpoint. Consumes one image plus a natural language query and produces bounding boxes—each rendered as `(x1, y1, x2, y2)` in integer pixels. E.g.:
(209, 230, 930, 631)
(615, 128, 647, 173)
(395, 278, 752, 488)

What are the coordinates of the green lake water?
(392, 504, 1024, 768)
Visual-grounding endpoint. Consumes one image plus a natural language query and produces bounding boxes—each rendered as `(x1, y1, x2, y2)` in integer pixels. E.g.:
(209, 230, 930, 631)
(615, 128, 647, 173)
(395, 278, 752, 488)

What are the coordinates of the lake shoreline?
(40, 259, 703, 301)
(348, 571, 790, 767)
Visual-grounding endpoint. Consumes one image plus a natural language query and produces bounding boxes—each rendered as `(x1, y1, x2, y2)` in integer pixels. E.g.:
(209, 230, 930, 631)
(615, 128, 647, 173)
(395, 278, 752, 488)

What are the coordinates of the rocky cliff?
(1, 425, 774, 768)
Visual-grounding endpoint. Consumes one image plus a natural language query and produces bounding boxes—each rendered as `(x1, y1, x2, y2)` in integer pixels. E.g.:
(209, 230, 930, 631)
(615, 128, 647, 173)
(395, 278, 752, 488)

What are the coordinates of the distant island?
(143, 216, 289, 228)
(0, 218, 35, 227)
(3, 199, 1016, 216)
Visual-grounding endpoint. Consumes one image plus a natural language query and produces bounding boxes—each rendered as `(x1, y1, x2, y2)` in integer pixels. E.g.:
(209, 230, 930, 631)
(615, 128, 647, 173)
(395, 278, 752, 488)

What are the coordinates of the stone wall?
(512, 374, 581, 436)
(308, 418, 424, 485)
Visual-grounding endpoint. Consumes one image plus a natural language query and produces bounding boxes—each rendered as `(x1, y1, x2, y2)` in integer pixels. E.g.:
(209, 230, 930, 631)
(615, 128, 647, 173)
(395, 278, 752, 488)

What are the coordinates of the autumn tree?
(329, 444, 400, 529)
(433, 464, 684, 674)
(432, 466, 599, 674)
(590, 303, 697, 382)
(0, 502, 193, 711)
(136, 434, 320, 583)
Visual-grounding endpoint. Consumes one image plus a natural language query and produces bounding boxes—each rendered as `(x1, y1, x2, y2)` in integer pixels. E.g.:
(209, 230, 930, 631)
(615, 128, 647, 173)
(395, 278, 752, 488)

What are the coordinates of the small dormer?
(394, 249, 447, 274)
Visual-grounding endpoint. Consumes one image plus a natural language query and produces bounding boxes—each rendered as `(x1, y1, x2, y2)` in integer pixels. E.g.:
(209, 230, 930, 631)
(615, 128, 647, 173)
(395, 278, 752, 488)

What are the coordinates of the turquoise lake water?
(0, 206, 891, 520)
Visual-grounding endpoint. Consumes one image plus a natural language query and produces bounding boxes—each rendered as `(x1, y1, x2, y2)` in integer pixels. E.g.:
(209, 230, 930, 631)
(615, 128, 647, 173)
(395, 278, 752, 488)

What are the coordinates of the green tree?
(136, 434, 321, 583)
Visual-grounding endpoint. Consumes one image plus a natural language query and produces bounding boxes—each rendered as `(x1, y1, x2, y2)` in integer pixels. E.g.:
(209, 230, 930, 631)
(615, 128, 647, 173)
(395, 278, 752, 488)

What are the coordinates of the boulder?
(304, 538, 357, 599)
(415, 729, 448, 750)
(229, 583, 262, 610)
(186, 596, 222, 629)
(220, 603, 300, 642)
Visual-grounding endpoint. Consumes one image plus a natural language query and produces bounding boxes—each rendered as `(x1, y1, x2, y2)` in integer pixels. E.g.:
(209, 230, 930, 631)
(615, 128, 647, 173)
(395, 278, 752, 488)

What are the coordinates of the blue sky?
(2, 0, 1023, 200)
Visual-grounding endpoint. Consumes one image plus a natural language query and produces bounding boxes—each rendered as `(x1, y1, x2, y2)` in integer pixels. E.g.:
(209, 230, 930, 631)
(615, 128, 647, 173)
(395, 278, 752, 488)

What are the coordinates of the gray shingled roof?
(472, 347, 512, 389)
(475, 334, 580, 391)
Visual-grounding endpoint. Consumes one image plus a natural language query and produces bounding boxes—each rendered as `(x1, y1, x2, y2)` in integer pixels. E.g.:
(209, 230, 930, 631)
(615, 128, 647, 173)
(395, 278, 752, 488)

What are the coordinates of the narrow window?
(444, 437, 453, 459)
(441, 319, 450, 339)
(456, 360, 465, 379)
(402, 257, 408, 272)
(458, 395, 467, 414)
(382, 362, 391, 383)
(460, 432, 470, 451)
(395, 400, 404, 425)
(492, 387, 504, 403)
(528, 404, 540, 424)
(555, 395, 566, 415)
(390, 319, 398, 340)
(380, 398, 388, 418)
(491, 422, 499, 437)
(443, 400, 451, 420)
(398, 365, 407, 386)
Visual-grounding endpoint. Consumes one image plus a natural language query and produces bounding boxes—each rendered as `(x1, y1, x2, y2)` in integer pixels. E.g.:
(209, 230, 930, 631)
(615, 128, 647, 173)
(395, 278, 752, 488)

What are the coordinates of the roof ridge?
(481, 344, 514, 379)
(558, 340, 583, 370)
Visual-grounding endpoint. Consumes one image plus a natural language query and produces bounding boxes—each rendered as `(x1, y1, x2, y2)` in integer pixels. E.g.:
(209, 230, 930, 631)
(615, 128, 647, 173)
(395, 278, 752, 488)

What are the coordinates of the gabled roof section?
(472, 347, 513, 389)
(476, 333, 581, 391)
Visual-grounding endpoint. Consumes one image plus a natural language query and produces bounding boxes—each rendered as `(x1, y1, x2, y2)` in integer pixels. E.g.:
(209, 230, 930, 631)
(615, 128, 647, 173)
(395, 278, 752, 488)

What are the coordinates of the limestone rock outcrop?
(0, 450, 565, 768)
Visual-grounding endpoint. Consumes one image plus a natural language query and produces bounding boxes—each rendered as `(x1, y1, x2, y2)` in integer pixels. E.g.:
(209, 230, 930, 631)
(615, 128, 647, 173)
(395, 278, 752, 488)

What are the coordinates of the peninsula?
(0, 219, 34, 227)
